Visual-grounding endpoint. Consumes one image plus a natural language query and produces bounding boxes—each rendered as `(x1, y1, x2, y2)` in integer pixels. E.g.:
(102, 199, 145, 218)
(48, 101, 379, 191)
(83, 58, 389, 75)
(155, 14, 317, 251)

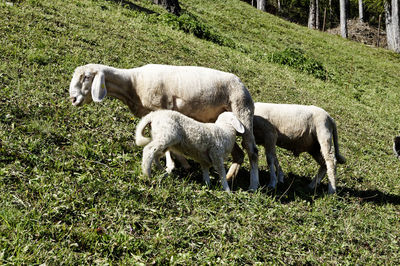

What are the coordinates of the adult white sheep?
(227, 102, 346, 194)
(135, 110, 245, 191)
(69, 63, 259, 190)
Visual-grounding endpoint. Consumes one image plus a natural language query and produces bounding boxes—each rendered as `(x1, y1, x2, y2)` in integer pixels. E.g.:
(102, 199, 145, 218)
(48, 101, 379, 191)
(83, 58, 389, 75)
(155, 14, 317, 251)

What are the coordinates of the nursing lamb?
(135, 110, 245, 192)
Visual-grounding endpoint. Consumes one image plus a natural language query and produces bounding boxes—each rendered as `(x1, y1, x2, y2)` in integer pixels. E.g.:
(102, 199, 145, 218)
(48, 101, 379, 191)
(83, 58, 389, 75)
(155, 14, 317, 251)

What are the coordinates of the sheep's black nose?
(70, 97, 77, 104)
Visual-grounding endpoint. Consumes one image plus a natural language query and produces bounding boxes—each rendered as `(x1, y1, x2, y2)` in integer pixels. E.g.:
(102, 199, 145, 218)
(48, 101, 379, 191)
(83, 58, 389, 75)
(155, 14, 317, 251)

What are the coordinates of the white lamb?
(69, 63, 259, 190)
(227, 102, 346, 194)
(135, 110, 245, 192)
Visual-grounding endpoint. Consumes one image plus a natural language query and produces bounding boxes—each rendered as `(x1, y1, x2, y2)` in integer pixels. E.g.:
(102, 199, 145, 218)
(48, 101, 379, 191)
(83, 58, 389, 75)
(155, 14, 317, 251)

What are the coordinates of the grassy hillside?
(1, 0, 400, 264)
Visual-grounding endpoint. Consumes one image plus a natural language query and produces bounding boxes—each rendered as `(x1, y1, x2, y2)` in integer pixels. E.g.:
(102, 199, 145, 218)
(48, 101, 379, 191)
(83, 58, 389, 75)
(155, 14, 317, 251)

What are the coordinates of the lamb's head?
(69, 64, 107, 106)
(215, 112, 245, 134)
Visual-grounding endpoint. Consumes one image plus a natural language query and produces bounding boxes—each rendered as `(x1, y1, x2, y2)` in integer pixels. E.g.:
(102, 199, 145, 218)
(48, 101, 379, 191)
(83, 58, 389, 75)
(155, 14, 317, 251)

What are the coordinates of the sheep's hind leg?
(277, 162, 284, 184)
(266, 152, 278, 189)
(318, 130, 337, 194)
(142, 141, 169, 177)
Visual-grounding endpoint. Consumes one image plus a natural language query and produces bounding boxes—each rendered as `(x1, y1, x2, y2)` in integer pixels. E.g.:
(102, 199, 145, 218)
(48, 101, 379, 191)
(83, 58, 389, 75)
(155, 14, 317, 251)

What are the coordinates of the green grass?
(1, 0, 400, 264)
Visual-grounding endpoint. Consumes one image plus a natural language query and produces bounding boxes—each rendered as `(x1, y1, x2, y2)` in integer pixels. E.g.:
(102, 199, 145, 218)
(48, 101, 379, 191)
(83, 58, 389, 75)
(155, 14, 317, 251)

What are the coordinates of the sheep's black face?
(69, 69, 94, 106)
(393, 136, 400, 159)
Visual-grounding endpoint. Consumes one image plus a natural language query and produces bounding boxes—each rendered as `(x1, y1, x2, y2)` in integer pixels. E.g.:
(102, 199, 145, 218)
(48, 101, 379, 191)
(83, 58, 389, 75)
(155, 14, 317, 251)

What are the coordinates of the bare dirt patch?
(327, 19, 387, 48)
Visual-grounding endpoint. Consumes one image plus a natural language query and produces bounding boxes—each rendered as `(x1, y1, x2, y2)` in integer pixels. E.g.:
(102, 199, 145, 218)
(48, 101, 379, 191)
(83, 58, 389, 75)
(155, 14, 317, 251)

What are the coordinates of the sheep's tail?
(331, 118, 346, 164)
(135, 114, 152, 146)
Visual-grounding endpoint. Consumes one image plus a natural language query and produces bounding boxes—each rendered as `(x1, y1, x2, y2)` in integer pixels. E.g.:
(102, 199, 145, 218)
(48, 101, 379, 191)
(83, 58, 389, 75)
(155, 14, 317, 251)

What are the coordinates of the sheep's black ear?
(91, 71, 107, 102)
(393, 136, 400, 158)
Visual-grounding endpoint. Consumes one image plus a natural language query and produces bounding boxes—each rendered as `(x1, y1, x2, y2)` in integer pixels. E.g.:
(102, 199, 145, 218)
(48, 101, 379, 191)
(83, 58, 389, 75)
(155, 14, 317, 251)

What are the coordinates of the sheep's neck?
(103, 67, 149, 117)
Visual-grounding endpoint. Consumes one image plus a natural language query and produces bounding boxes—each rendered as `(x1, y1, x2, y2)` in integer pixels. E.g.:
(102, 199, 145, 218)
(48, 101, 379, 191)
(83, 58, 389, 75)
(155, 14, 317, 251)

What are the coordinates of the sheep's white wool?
(135, 110, 244, 191)
(69, 63, 259, 190)
(228, 102, 346, 194)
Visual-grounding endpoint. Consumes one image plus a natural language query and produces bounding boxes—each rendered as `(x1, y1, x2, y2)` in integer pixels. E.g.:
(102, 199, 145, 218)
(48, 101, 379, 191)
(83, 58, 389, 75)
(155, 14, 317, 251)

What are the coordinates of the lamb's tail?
(331, 117, 346, 164)
(135, 114, 152, 146)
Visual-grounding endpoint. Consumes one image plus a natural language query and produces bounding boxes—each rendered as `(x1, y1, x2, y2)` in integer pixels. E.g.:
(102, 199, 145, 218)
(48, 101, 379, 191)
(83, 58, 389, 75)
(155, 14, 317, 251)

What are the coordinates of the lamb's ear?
(91, 71, 107, 102)
(229, 113, 245, 134)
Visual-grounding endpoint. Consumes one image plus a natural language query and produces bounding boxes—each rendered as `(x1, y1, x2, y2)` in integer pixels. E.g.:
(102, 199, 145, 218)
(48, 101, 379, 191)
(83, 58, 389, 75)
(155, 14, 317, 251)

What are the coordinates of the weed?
(268, 48, 329, 80)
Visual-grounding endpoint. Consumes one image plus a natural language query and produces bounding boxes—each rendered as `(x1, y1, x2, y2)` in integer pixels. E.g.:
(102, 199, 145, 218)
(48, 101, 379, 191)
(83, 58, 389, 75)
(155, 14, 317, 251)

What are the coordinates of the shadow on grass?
(230, 168, 400, 206)
(106, 0, 157, 14)
(169, 160, 400, 206)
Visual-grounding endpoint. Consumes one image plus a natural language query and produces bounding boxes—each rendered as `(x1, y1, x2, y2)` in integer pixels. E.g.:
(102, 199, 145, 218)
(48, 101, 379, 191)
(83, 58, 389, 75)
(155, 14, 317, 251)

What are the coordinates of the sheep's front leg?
(240, 128, 259, 191)
(231, 99, 259, 191)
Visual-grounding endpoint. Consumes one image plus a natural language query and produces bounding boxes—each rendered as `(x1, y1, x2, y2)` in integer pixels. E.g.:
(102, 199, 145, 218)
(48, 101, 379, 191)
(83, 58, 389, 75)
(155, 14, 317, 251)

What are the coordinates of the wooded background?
(155, 0, 400, 52)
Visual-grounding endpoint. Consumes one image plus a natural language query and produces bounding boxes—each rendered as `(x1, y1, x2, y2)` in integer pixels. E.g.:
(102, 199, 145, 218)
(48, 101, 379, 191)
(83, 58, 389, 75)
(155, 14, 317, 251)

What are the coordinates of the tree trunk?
(277, 0, 282, 13)
(340, 0, 348, 38)
(308, 0, 319, 29)
(153, 0, 181, 16)
(316, 0, 319, 29)
(377, 14, 382, 47)
(385, 0, 400, 52)
(329, 0, 333, 28)
(308, 0, 316, 29)
(358, 0, 364, 22)
(257, 0, 267, 11)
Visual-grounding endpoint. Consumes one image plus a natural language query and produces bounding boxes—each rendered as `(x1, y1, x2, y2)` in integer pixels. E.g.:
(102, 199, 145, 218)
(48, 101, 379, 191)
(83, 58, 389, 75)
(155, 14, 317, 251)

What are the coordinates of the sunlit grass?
(1, 0, 400, 264)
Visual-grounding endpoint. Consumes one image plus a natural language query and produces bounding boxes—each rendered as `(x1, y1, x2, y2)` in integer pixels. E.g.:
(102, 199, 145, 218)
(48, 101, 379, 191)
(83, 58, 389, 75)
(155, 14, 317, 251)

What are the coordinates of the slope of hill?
(1, 0, 400, 264)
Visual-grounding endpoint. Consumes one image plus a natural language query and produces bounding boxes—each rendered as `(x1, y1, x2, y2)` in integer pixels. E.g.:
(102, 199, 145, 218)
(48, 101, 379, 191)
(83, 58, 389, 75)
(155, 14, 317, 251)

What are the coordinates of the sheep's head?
(393, 136, 400, 159)
(216, 112, 245, 134)
(69, 65, 107, 106)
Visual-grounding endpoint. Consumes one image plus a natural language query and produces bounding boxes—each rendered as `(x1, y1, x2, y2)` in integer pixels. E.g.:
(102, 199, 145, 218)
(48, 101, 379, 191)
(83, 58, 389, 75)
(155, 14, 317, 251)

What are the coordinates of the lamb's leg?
(201, 165, 211, 187)
(325, 156, 336, 194)
(276, 160, 284, 184)
(210, 153, 230, 192)
(165, 150, 175, 174)
(165, 151, 191, 174)
(308, 163, 327, 190)
(141, 141, 169, 177)
(174, 153, 191, 170)
(264, 138, 282, 188)
(266, 151, 278, 189)
(226, 143, 244, 181)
